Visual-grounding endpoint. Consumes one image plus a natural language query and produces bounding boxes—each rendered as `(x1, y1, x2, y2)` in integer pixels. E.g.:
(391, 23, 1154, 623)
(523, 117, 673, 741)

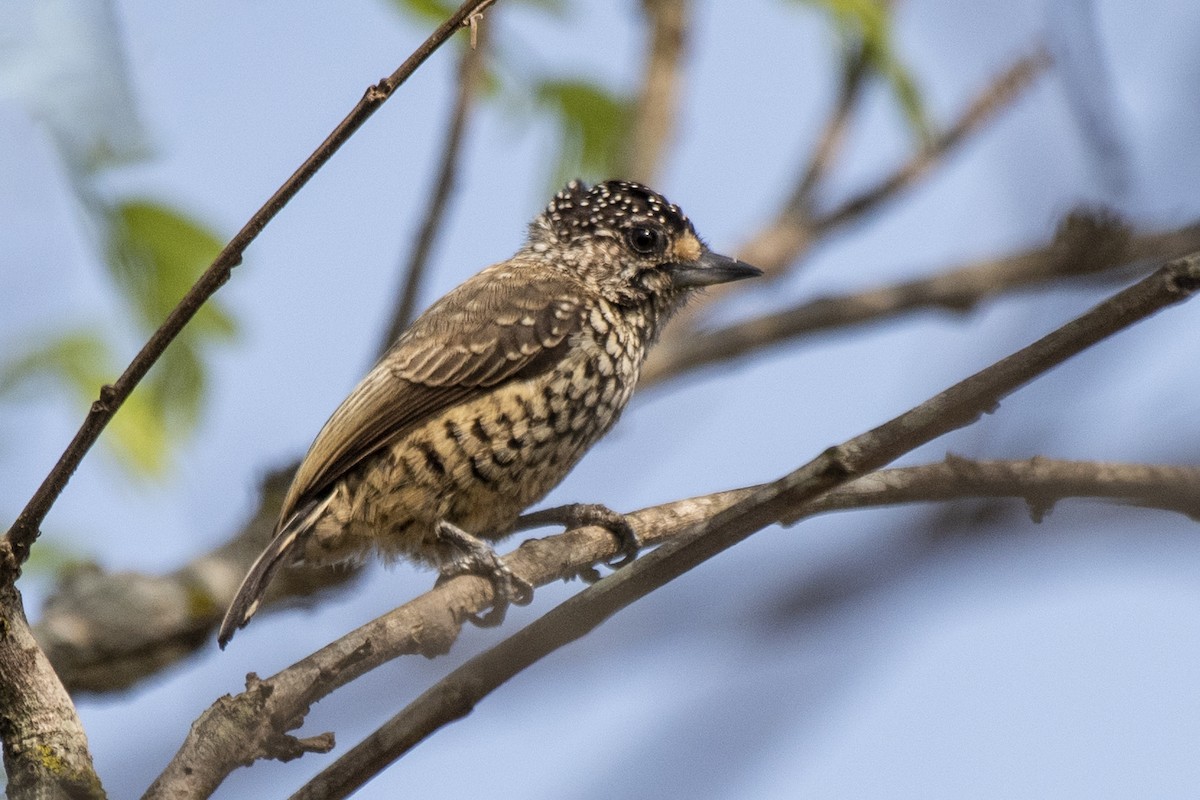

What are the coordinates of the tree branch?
(146, 254, 1200, 797)
(1, 0, 498, 584)
(810, 46, 1053, 236)
(786, 43, 871, 221)
(0, 579, 105, 798)
(646, 44, 1052, 381)
(642, 214, 1200, 385)
(619, 0, 689, 186)
(35, 467, 360, 694)
(378, 33, 488, 353)
(290, 453, 1200, 798)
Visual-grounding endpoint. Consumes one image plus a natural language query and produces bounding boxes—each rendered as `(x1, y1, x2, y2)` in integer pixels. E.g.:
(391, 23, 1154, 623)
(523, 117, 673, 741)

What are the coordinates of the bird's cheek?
(633, 267, 668, 294)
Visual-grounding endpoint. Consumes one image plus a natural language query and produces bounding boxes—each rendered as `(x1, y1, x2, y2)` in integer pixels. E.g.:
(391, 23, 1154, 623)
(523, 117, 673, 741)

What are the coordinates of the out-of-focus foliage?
(0, 199, 232, 477)
(388, 0, 457, 26)
(797, 0, 931, 141)
(387, 0, 563, 26)
(384, 0, 926, 193)
(0, 0, 234, 477)
(107, 200, 234, 465)
(533, 78, 632, 188)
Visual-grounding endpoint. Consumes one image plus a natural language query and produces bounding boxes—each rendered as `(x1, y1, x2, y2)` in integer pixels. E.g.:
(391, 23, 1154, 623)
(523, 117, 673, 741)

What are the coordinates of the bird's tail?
(217, 498, 327, 649)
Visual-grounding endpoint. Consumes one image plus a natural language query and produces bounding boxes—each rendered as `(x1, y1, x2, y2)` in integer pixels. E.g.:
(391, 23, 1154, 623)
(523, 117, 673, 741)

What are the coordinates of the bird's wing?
(279, 265, 585, 523)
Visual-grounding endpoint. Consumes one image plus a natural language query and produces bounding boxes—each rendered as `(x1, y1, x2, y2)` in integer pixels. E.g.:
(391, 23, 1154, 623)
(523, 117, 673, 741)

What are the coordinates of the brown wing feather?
(278, 264, 584, 524)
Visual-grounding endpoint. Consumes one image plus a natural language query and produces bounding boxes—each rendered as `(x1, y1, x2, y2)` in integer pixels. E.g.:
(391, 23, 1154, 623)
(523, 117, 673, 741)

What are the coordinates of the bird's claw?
(436, 522, 533, 627)
(515, 502, 641, 579)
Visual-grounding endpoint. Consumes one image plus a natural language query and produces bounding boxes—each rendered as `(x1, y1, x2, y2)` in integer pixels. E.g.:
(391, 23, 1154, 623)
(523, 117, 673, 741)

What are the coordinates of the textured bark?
(0, 582, 104, 799)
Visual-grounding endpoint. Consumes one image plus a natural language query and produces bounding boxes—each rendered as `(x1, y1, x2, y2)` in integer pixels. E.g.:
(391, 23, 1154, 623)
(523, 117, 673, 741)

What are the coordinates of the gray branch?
(145, 254, 1200, 797)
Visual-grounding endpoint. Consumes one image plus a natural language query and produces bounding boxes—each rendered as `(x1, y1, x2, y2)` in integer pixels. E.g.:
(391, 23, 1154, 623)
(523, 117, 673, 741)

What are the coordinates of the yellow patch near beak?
(671, 231, 703, 263)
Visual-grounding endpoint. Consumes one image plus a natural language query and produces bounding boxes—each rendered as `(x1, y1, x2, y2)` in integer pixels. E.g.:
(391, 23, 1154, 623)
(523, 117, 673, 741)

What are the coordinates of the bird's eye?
(626, 226, 662, 255)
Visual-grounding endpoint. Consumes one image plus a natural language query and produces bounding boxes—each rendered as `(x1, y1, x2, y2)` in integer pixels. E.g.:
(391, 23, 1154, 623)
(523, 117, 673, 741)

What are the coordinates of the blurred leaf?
(1, 198, 235, 476)
(100, 199, 235, 469)
(0, 329, 168, 473)
(535, 78, 632, 187)
(384, 0, 563, 26)
(796, 0, 931, 142)
(107, 381, 171, 473)
(20, 537, 87, 578)
(0, 330, 109, 398)
(148, 344, 206, 431)
(386, 0, 457, 26)
(106, 199, 233, 339)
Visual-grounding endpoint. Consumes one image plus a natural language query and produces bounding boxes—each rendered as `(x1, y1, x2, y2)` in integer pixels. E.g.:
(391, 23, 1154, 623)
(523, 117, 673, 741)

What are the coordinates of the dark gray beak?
(669, 250, 763, 289)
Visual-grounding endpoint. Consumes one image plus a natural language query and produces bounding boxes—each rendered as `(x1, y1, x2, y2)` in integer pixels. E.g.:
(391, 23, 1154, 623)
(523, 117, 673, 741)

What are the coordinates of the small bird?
(218, 179, 761, 648)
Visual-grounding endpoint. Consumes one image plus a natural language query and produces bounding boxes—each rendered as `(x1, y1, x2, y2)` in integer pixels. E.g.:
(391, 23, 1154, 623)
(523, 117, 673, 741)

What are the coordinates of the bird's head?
(526, 179, 761, 306)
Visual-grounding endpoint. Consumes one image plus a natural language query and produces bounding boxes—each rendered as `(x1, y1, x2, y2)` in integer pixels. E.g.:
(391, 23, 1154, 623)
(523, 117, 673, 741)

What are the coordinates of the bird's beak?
(669, 250, 763, 289)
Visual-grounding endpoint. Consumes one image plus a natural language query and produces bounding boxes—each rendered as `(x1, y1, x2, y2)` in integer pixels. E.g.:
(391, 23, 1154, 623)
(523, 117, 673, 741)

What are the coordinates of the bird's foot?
(515, 502, 641, 583)
(435, 520, 533, 627)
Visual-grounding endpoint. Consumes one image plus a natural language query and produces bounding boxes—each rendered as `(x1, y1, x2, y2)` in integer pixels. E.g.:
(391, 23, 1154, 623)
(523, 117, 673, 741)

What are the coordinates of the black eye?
(626, 226, 662, 255)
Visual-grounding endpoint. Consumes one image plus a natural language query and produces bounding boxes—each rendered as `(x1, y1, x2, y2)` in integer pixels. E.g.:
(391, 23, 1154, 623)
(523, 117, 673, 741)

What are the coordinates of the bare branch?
(35, 467, 361, 694)
(147, 255, 1200, 797)
(810, 46, 1053, 235)
(787, 43, 871, 220)
(646, 44, 1052, 380)
(379, 34, 488, 353)
(1, 0, 499, 584)
(619, 0, 690, 186)
(642, 215, 1200, 385)
(0, 579, 104, 798)
(290, 453, 1200, 798)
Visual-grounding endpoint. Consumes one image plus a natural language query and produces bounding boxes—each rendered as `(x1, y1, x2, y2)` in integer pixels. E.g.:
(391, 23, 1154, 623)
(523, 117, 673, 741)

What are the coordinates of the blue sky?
(3, 0, 1200, 797)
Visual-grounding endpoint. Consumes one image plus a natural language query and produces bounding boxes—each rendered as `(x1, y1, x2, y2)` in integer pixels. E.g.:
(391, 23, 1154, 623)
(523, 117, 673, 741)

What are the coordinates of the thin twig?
(0, 0, 497, 584)
(747, 45, 1051, 274)
(286, 252, 1200, 796)
(812, 45, 1053, 234)
(788, 42, 871, 220)
(619, 0, 689, 186)
(379, 34, 488, 354)
(648, 44, 1052, 380)
(642, 215, 1200, 386)
(149, 254, 1200, 797)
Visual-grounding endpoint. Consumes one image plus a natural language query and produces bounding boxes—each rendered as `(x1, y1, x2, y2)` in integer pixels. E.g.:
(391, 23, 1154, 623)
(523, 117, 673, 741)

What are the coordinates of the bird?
(217, 179, 762, 648)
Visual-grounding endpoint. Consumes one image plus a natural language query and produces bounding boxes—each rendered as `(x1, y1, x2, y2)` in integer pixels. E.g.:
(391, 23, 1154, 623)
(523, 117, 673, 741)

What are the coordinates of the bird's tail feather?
(217, 498, 327, 649)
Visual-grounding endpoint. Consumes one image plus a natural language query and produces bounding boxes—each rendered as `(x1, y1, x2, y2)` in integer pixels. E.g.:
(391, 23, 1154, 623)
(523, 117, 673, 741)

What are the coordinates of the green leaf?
(0, 329, 169, 474)
(795, 0, 931, 142)
(0, 330, 110, 397)
(385, 0, 563, 26)
(1, 197, 236, 476)
(107, 380, 172, 473)
(106, 199, 233, 339)
(535, 78, 632, 187)
(20, 538, 87, 578)
(386, 0, 458, 26)
(98, 199, 236, 470)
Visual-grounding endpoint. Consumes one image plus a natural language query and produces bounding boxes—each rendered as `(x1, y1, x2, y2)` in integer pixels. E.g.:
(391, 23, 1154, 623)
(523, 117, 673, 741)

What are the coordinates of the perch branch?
(148, 254, 1200, 797)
